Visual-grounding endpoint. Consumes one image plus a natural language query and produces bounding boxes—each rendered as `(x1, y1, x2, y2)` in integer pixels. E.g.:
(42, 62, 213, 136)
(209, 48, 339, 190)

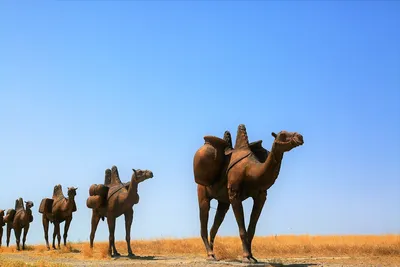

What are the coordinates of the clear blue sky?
(1, 1, 399, 245)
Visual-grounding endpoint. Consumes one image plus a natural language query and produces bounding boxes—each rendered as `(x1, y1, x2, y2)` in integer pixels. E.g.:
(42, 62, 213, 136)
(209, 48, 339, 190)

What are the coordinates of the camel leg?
(63, 217, 72, 246)
(228, 186, 255, 263)
(124, 208, 134, 257)
(0, 227, 3, 247)
(22, 224, 30, 250)
(107, 216, 120, 257)
(209, 201, 230, 252)
(14, 227, 21, 251)
(6, 223, 12, 247)
(197, 185, 214, 260)
(43, 215, 50, 250)
(57, 222, 61, 249)
(90, 211, 101, 248)
(52, 222, 60, 249)
(247, 191, 267, 256)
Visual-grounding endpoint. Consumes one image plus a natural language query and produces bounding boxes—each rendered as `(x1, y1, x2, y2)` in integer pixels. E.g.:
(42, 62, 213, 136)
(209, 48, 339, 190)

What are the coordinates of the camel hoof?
(111, 252, 121, 258)
(128, 253, 136, 258)
(242, 256, 258, 263)
(207, 255, 217, 261)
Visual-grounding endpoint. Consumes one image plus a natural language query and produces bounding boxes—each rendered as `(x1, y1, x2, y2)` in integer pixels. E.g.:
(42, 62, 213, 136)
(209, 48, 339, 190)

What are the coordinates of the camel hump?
(15, 198, 24, 211)
(204, 136, 230, 148)
(110, 165, 123, 186)
(234, 124, 250, 150)
(104, 168, 112, 186)
(53, 184, 65, 199)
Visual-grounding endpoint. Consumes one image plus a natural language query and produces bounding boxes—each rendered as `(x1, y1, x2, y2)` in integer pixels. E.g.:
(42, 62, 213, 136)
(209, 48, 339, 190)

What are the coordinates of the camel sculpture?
(39, 185, 78, 250)
(194, 124, 304, 262)
(87, 165, 154, 257)
(4, 198, 34, 250)
(0, 209, 5, 247)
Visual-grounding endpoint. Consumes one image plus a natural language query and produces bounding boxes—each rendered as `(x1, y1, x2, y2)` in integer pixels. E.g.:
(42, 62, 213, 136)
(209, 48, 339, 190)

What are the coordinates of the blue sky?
(0, 1, 399, 245)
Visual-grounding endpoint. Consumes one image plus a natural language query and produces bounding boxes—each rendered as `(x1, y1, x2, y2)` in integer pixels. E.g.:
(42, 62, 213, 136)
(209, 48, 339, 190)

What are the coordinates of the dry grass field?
(0, 235, 399, 266)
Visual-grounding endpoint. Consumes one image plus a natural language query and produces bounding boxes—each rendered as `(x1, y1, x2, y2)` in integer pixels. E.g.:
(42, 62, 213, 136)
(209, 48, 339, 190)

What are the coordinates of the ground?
(1, 253, 399, 267)
(0, 235, 399, 266)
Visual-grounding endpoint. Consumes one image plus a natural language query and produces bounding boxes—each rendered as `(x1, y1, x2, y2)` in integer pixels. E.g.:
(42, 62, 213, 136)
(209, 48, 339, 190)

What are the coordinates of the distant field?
(0, 235, 399, 266)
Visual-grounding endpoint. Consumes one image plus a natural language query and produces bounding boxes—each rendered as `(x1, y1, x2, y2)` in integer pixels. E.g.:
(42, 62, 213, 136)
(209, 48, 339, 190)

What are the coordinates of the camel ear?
(75, 187, 78, 190)
(271, 132, 277, 138)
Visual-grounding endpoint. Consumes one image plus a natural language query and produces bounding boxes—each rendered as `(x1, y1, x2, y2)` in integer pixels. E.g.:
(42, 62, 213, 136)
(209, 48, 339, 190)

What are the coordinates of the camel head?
(132, 169, 154, 183)
(271, 131, 304, 153)
(234, 124, 250, 149)
(67, 187, 78, 198)
(24, 201, 34, 209)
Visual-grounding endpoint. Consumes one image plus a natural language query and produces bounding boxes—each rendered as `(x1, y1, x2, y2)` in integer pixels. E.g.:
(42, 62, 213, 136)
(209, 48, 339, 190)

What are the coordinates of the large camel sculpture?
(39, 184, 78, 250)
(4, 198, 34, 250)
(87, 165, 153, 257)
(0, 209, 5, 247)
(194, 124, 304, 262)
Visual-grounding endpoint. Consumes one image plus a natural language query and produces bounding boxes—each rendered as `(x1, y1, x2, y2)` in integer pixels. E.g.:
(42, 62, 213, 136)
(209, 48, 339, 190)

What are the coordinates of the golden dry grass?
(0, 256, 68, 267)
(0, 235, 399, 265)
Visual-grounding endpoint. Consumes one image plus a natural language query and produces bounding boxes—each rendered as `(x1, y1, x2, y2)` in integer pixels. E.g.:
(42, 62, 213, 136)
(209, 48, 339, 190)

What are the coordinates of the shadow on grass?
(269, 264, 318, 267)
(218, 259, 318, 267)
(112, 254, 157, 261)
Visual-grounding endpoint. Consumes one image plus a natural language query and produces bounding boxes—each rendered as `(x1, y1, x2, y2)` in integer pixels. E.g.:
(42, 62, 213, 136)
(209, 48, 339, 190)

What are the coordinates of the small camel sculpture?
(0, 209, 5, 247)
(39, 185, 78, 250)
(5, 198, 34, 250)
(194, 124, 304, 262)
(87, 165, 153, 257)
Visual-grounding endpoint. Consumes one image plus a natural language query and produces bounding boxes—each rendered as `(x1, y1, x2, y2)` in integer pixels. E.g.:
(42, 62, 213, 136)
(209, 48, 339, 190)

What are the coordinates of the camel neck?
(23, 208, 32, 221)
(66, 196, 75, 211)
(127, 174, 139, 205)
(250, 146, 284, 190)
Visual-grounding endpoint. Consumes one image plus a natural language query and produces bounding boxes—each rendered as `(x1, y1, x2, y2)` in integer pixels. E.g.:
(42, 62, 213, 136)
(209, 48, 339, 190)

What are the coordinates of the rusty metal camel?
(194, 124, 304, 262)
(39, 184, 78, 250)
(4, 198, 34, 250)
(87, 165, 153, 257)
(0, 209, 5, 247)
